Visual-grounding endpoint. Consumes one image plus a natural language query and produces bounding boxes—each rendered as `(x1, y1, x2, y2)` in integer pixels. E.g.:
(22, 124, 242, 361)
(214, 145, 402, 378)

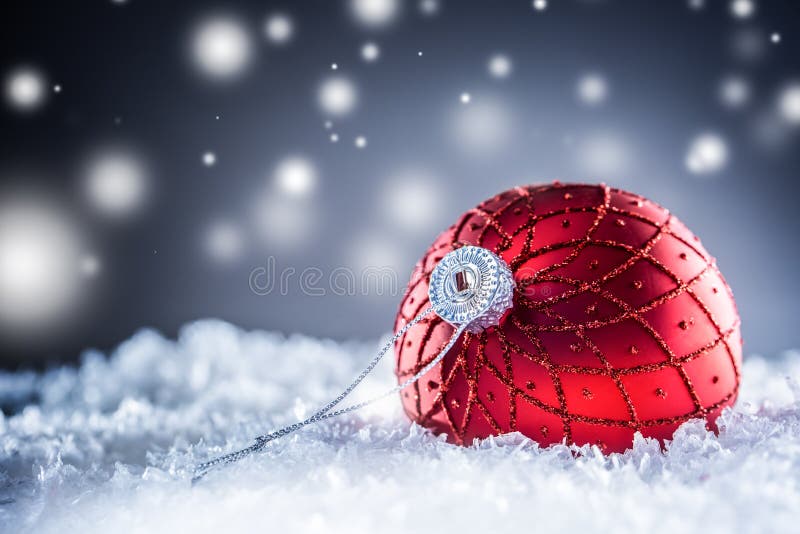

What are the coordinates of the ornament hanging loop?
(428, 245, 515, 332)
(192, 246, 514, 483)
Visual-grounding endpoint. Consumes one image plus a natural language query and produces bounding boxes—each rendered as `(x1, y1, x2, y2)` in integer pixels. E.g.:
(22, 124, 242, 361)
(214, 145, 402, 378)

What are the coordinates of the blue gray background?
(1, 0, 798, 367)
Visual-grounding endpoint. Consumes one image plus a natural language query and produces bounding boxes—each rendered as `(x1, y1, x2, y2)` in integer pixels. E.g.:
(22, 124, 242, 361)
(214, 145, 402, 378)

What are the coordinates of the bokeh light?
(576, 73, 609, 106)
(264, 13, 294, 45)
(488, 54, 513, 79)
(202, 151, 217, 167)
(348, 232, 406, 273)
(191, 16, 252, 79)
(688, 0, 706, 11)
(685, 133, 729, 175)
(575, 131, 632, 179)
(718, 75, 751, 109)
(204, 220, 245, 264)
(449, 96, 513, 156)
(533, 0, 548, 12)
(0, 196, 84, 335)
(419, 0, 440, 17)
(4, 66, 46, 112)
(80, 254, 101, 278)
(730, 0, 755, 20)
(317, 76, 358, 117)
(730, 27, 767, 62)
(252, 194, 316, 250)
(349, 0, 401, 29)
(274, 156, 318, 197)
(355, 136, 368, 149)
(777, 83, 800, 125)
(83, 148, 149, 218)
(361, 42, 381, 63)
(380, 169, 442, 234)
(751, 111, 791, 150)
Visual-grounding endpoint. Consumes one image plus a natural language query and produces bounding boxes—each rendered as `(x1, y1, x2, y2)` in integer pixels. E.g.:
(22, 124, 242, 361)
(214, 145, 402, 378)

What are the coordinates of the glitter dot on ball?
(561, 219, 570, 228)
(712, 376, 720, 384)
(525, 380, 536, 390)
(569, 343, 582, 353)
(540, 425, 549, 436)
(628, 345, 639, 355)
(614, 219, 626, 227)
(451, 398, 461, 409)
(427, 380, 439, 391)
(678, 319, 692, 330)
(631, 280, 643, 290)
(588, 259, 599, 270)
(486, 391, 496, 402)
(582, 387, 593, 400)
(655, 388, 667, 399)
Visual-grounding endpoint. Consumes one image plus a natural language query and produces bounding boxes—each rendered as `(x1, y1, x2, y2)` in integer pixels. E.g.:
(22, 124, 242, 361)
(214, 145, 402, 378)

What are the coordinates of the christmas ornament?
(394, 183, 741, 452)
(195, 182, 740, 480)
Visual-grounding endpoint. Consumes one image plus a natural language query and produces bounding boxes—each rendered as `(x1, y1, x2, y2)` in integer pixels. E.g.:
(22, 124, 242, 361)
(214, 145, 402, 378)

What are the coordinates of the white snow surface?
(1, 319, 800, 533)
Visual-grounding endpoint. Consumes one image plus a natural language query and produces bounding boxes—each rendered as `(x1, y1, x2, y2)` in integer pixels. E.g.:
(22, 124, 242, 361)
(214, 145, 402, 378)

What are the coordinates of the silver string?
(193, 307, 466, 482)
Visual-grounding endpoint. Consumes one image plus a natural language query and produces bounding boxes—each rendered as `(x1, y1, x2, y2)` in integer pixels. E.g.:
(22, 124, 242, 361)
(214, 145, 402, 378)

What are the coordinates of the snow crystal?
(1, 320, 800, 533)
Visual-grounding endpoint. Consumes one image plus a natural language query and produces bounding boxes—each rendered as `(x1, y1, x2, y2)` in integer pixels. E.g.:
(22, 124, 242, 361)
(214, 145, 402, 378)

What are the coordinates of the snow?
(1, 319, 800, 533)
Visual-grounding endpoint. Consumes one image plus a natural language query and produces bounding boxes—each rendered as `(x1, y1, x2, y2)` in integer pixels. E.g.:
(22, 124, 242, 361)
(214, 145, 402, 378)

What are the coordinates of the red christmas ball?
(394, 183, 742, 453)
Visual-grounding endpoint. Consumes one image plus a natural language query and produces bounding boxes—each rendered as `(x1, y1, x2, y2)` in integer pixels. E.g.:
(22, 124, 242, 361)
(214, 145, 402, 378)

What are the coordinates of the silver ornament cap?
(428, 245, 515, 333)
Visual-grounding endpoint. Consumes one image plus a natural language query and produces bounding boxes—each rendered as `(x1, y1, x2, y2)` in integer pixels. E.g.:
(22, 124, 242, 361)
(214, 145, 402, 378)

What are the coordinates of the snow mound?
(1, 320, 799, 533)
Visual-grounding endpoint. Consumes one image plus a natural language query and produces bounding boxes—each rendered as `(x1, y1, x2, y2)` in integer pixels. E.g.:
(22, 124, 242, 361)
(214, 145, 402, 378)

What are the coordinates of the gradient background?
(1, 0, 798, 368)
